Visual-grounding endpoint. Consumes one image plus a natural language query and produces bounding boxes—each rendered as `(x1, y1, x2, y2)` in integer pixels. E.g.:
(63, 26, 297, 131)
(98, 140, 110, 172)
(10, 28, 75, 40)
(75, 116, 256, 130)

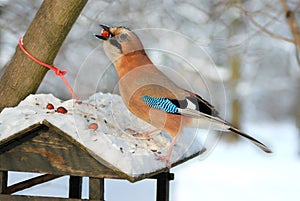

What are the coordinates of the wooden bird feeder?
(0, 94, 205, 201)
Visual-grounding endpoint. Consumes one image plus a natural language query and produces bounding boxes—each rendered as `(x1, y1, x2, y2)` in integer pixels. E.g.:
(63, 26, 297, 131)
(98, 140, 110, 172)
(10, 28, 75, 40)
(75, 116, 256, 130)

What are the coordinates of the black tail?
(228, 127, 272, 153)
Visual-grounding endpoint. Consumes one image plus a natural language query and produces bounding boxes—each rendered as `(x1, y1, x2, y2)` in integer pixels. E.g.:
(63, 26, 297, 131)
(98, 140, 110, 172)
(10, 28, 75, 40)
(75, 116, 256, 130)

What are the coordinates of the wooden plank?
(130, 147, 206, 182)
(3, 174, 62, 195)
(0, 171, 8, 193)
(0, 123, 43, 154)
(69, 176, 82, 199)
(0, 194, 99, 201)
(43, 121, 125, 179)
(0, 122, 120, 179)
(89, 178, 104, 201)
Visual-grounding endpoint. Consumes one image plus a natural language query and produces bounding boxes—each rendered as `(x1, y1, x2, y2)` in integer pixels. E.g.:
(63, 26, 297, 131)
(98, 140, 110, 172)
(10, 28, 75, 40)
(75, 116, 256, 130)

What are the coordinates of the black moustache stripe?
(109, 39, 123, 53)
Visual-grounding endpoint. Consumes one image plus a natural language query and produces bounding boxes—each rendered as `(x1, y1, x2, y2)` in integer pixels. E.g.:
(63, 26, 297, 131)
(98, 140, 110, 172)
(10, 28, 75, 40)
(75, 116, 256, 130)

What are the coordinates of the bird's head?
(95, 24, 145, 62)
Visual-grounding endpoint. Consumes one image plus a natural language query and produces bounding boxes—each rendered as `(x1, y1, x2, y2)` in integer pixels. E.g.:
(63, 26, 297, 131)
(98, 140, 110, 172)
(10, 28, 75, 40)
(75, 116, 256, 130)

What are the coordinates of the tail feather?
(228, 127, 272, 153)
(180, 108, 272, 153)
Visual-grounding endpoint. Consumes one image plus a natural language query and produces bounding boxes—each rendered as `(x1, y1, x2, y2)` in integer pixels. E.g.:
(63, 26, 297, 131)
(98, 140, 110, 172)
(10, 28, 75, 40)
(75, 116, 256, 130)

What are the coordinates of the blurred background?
(1, 0, 300, 200)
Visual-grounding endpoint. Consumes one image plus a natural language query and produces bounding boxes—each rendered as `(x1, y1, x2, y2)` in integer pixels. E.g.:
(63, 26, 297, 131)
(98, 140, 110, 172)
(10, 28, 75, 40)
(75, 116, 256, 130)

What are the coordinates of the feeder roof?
(0, 93, 205, 181)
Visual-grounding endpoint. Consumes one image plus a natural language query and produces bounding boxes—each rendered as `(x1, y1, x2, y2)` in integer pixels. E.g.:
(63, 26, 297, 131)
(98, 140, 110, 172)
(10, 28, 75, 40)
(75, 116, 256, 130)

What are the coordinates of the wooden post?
(0, 171, 8, 194)
(155, 172, 174, 201)
(69, 176, 82, 199)
(89, 177, 105, 201)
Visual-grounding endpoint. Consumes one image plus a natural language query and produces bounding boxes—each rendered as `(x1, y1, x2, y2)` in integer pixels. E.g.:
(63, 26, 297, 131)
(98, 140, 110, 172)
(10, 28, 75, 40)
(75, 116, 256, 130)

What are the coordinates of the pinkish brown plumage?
(96, 25, 272, 168)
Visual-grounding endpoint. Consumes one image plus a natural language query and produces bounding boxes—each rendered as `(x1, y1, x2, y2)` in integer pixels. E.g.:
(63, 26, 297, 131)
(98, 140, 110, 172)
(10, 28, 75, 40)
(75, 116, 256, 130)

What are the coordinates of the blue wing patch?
(142, 95, 178, 114)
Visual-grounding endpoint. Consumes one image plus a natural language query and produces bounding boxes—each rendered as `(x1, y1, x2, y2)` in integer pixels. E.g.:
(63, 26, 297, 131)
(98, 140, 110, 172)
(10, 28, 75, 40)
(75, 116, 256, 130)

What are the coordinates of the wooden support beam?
(0, 194, 99, 201)
(155, 172, 174, 201)
(0, 171, 8, 193)
(69, 176, 82, 199)
(89, 177, 104, 201)
(3, 174, 62, 195)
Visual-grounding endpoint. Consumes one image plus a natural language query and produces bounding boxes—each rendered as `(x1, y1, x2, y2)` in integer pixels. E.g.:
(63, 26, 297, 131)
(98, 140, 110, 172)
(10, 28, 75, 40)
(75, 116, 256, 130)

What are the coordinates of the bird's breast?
(118, 80, 193, 137)
(116, 63, 192, 137)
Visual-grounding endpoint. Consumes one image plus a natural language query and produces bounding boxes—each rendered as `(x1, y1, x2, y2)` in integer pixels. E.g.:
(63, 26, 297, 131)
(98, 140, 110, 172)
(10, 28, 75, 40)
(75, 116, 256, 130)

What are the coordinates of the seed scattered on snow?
(46, 103, 54, 110)
(0, 93, 203, 177)
(76, 100, 83, 104)
(88, 123, 98, 131)
(56, 106, 68, 114)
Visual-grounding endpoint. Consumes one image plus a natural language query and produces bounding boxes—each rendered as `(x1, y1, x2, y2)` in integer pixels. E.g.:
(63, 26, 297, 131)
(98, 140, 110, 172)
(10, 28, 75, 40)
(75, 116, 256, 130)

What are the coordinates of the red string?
(18, 37, 78, 100)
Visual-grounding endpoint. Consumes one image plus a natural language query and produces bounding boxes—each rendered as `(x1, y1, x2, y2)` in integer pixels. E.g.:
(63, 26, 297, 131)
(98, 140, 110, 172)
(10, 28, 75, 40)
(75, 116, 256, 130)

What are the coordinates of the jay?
(95, 25, 272, 168)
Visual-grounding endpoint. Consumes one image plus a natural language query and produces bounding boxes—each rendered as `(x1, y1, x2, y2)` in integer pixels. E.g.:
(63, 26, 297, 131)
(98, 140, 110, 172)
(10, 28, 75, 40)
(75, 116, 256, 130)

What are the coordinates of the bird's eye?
(119, 33, 129, 41)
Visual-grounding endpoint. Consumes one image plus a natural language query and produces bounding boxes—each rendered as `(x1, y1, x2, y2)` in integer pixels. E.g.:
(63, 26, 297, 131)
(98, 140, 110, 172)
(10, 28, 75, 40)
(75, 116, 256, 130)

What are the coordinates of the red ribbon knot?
(18, 36, 78, 100)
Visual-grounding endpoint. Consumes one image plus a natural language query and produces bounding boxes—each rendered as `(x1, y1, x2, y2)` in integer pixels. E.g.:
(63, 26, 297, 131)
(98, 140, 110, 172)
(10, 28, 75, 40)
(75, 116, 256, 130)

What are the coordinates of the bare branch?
(280, 0, 300, 67)
(294, 0, 300, 12)
(280, 0, 300, 48)
(237, 2, 294, 43)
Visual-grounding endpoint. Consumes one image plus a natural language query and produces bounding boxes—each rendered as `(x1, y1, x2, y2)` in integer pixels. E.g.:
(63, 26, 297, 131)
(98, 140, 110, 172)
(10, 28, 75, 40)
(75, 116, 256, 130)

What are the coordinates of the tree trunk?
(230, 56, 241, 130)
(226, 55, 241, 142)
(0, 0, 88, 112)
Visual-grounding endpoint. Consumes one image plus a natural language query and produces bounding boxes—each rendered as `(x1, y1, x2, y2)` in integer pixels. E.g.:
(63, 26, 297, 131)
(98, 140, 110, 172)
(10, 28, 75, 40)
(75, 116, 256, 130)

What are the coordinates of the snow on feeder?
(0, 93, 205, 200)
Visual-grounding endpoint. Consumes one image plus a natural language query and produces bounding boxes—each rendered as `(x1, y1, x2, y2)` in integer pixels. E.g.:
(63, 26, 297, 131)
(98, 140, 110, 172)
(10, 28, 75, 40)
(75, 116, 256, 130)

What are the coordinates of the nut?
(56, 106, 68, 114)
(46, 103, 54, 110)
(88, 123, 98, 131)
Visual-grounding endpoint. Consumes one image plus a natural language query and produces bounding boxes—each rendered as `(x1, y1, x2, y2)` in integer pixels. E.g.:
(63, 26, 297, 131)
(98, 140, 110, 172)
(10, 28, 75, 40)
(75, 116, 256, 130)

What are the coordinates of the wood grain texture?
(3, 174, 61, 195)
(0, 0, 88, 111)
(0, 122, 120, 179)
(89, 178, 104, 201)
(0, 194, 99, 201)
(0, 171, 8, 193)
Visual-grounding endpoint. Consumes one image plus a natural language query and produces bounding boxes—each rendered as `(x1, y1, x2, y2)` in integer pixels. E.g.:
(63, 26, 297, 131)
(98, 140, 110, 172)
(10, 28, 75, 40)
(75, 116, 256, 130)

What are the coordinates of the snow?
(173, 121, 300, 201)
(0, 93, 204, 179)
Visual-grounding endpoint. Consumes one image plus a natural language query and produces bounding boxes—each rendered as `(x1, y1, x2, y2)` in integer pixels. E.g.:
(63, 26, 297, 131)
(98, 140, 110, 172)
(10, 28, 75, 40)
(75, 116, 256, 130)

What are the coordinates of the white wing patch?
(186, 99, 197, 110)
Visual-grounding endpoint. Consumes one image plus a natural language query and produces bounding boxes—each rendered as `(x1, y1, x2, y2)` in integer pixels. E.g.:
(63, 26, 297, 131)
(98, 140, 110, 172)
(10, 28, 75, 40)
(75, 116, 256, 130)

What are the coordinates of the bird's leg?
(157, 135, 178, 169)
(125, 128, 160, 138)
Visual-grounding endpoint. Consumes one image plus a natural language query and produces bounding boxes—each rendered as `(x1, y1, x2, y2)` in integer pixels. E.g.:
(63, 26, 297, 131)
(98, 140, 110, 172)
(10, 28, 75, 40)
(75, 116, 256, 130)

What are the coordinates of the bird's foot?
(156, 155, 172, 169)
(125, 128, 154, 139)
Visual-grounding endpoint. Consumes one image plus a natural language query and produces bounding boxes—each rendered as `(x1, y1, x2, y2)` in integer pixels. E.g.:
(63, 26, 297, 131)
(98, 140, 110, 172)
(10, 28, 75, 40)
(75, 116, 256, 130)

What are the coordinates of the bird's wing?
(142, 91, 219, 119)
(142, 93, 272, 153)
(142, 93, 229, 133)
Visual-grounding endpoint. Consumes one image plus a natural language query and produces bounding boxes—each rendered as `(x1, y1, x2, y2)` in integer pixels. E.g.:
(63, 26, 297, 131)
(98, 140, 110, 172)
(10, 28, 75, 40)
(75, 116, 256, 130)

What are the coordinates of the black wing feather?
(169, 93, 218, 116)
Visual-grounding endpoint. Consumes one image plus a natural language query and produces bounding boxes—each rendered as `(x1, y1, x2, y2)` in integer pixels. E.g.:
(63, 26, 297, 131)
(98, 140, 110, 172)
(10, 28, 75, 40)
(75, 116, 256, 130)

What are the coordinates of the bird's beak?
(95, 24, 112, 40)
(99, 24, 110, 31)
